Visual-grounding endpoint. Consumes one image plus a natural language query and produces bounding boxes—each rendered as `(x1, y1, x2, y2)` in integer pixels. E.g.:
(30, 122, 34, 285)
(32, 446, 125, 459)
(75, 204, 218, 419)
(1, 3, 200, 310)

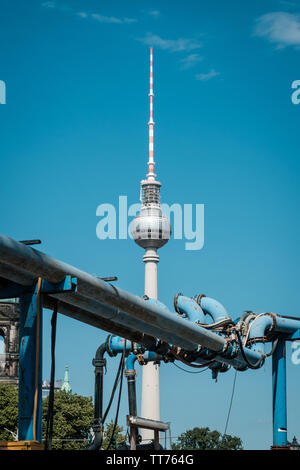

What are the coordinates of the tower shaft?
(141, 247, 160, 442)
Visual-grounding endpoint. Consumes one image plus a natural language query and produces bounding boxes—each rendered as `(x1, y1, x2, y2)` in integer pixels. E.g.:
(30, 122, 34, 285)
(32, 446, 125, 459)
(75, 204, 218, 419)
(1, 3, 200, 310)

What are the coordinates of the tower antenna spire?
(147, 47, 155, 181)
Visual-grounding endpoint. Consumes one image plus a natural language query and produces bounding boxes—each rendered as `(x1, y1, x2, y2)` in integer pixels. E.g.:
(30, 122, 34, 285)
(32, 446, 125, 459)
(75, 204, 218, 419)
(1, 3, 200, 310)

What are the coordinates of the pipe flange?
(106, 335, 114, 357)
(92, 358, 106, 368)
(194, 294, 206, 306)
(124, 369, 137, 377)
(265, 313, 277, 333)
(173, 293, 183, 313)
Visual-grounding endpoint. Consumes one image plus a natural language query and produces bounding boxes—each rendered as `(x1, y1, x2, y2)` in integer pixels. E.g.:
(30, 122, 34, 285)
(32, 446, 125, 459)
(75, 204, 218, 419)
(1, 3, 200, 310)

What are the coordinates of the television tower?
(131, 48, 171, 442)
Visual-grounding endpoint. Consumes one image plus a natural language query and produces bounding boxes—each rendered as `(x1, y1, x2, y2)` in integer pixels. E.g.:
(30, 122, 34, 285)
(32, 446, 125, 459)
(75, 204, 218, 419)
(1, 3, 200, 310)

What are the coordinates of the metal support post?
(272, 338, 288, 448)
(13, 276, 77, 444)
(18, 280, 43, 442)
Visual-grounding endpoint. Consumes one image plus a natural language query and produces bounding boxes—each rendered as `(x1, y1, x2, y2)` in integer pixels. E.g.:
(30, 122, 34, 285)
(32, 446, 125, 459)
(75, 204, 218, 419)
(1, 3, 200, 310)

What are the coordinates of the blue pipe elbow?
(126, 353, 137, 370)
(174, 295, 206, 324)
(199, 296, 229, 323)
(126, 351, 160, 371)
(249, 314, 300, 340)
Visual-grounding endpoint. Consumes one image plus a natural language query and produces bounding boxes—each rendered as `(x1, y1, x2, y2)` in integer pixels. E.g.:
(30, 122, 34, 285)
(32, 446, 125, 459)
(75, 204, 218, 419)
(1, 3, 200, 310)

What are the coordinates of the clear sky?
(0, 0, 300, 450)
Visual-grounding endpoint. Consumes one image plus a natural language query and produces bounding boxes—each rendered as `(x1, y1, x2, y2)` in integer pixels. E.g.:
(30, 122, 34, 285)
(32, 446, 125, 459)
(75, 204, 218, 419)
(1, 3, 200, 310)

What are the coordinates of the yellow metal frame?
(0, 440, 44, 450)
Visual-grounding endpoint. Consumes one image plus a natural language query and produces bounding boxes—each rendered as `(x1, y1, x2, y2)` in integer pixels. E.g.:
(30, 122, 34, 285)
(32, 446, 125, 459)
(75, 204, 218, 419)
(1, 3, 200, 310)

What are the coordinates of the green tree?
(101, 420, 126, 450)
(0, 384, 18, 441)
(42, 390, 94, 450)
(171, 427, 243, 450)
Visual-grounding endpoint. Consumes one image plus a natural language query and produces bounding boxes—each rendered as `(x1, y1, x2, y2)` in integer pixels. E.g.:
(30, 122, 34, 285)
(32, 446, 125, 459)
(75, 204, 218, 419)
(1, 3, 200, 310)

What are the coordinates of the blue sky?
(1, 0, 300, 450)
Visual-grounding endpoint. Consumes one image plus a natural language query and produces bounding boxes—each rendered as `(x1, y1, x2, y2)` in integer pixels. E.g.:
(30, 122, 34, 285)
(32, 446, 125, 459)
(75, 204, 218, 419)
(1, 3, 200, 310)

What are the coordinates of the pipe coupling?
(265, 313, 277, 334)
(124, 369, 137, 377)
(173, 293, 183, 313)
(194, 294, 206, 306)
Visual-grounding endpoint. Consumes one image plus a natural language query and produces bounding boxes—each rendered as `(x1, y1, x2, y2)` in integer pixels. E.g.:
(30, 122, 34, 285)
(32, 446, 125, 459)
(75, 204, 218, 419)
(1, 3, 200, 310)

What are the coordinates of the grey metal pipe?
(43, 296, 157, 349)
(0, 261, 36, 286)
(0, 259, 197, 351)
(51, 293, 197, 351)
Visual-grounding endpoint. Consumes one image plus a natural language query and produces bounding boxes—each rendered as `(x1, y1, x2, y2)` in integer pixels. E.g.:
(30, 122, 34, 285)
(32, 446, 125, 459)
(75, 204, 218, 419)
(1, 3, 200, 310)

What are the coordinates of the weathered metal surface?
(18, 286, 43, 442)
(0, 257, 197, 350)
(43, 296, 157, 350)
(127, 415, 169, 431)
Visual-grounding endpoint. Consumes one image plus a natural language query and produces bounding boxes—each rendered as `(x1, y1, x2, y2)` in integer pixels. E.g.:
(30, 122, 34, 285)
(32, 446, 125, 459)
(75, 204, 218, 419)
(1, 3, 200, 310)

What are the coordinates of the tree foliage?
(101, 419, 126, 449)
(0, 384, 18, 441)
(42, 390, 94, 450)
(171, 427, 243, 450)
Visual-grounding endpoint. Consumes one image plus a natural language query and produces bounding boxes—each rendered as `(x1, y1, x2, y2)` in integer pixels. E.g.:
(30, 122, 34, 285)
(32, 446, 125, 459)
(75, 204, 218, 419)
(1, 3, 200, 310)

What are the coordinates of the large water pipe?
(0, 260, 197, 351)
(44, 296, 157, 349)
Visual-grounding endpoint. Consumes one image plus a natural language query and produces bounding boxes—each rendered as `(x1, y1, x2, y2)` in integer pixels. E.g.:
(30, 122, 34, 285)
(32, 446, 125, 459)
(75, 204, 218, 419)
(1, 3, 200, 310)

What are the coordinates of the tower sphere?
(131, 205, 171, 249)
(131, 179, 171, 249)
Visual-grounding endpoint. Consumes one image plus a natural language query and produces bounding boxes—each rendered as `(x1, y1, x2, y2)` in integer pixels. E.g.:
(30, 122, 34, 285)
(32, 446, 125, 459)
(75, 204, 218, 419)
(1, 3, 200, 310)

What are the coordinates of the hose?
(223, 369, 238, 437)
(173, 362, 210, 374)
(102, 351, 124, 424)
(263, 337, 279, 358)
(243, 313, 271, 346)
(87, 342, 125, 450)
(105, 340, 127, 450)
(164, 343, 215, 369)
(45, 300, 58, 450)
(235, 330, 265, 370)
(197, 319, 234, 330)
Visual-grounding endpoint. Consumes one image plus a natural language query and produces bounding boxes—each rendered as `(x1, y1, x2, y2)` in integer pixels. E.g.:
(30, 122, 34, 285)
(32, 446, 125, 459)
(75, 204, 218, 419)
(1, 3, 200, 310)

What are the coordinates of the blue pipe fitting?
(249, 314, 300, 340)
(198, 296, 229, 323)
(126, 351, 160, 371)
(143, 351, 160, 363)
(107, 335, 132, 357)
(126, 353, 137, 371)
(174, 295, 206, 324)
